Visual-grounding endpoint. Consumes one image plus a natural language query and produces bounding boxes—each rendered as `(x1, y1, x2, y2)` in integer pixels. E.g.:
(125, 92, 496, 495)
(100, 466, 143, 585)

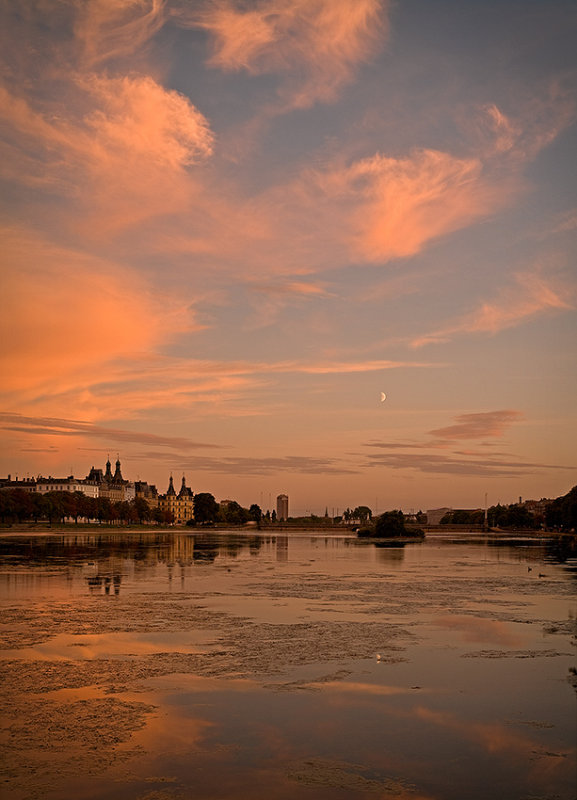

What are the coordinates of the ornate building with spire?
(158, 475, 194, 524)
(86, 457, 135, 502)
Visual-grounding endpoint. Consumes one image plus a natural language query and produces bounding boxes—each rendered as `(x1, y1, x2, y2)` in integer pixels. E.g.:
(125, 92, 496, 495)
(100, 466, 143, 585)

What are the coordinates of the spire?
(113, 456, 123, 484)
(104, 456, 113, 482)
(178, 474, 192, 498)
(167, 475, 176, 496)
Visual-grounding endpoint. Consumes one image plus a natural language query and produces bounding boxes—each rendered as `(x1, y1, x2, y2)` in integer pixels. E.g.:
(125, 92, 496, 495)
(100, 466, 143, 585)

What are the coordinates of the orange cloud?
(0, 73, 214, 235)
(0, 227, 197, 404)
(177, 0, 387, 108)
(73, 0, 167, 67)
(412, 267, 574, 347)
(314, 149, 515, 262)
(429, 411, 523, 441)
(0, 414, 220, 451)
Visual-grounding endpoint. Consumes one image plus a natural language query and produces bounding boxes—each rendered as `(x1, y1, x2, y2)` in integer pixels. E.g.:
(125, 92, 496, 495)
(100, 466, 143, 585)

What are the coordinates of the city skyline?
(1, 1, 576, 515)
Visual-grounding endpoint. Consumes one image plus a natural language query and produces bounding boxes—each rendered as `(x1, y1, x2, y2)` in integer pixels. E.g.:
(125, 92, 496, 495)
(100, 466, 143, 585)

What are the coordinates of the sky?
(0, 0, 576, 515)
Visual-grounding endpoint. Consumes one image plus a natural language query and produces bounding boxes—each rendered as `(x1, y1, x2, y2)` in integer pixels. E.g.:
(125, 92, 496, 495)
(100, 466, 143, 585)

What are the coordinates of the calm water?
(0, 529, 575, 800)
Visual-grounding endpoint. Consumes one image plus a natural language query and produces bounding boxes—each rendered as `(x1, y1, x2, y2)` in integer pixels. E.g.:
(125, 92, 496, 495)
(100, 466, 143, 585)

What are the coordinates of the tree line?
(0, 489, 267, 527)
(438, 487, 577, 531)
(0, 489, 173, 525)
(1, 485, 575, 531)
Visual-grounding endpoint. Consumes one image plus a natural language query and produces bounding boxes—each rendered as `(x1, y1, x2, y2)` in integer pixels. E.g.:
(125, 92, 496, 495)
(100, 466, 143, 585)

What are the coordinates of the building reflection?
(276, 536, 289, 562)
(0, 531, 284, 597)
(86, 573, 122, 595)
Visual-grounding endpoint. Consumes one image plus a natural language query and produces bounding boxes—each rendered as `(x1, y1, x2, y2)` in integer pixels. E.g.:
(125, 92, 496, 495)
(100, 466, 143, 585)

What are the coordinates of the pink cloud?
(0, 74, 214, 236)
(312, 148, 517, 262)
(250, 280, 331, 298)
(0, 413, 220, 451)
(74, 0, 168, 67)
(177, 0, 388, 108)
(429, 410, 523, 441)
(412, 267, 574, 347)
(0, 227, 198, 401)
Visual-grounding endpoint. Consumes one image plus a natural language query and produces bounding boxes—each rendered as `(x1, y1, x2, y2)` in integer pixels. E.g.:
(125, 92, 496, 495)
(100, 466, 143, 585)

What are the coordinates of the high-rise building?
(276, 493, 288, 521)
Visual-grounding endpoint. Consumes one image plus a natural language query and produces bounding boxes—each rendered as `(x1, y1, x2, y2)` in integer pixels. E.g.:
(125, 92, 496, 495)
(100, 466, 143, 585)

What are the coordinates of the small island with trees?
(356, 509, 425, 540)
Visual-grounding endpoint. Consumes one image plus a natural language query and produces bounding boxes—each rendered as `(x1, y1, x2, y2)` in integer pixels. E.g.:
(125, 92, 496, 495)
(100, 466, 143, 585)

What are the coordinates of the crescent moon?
(380, 392, 387, 402)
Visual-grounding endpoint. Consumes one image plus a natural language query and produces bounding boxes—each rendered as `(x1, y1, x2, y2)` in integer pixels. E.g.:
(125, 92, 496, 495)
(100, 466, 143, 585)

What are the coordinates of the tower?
(276, 494, 288, 521)
(104, 457, 113, 483)
(113, 457, 123, 484)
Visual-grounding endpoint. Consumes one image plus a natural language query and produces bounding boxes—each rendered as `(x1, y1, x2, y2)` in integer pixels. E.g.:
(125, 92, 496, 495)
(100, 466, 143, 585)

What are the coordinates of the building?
(426, 507, 452, 525)
(0, 475, 100, 498)
(35, 476, 99, 499)
(87, 458, 135, 502)
(134, 481, 159, 509)
(0, 476, 37, 492)
(276, 493, 289, 521)
(158, 475, 194, 524)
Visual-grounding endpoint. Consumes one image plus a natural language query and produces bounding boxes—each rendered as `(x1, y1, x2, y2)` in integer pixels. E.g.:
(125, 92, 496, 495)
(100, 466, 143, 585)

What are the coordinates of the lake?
(0, 529, 575, 800)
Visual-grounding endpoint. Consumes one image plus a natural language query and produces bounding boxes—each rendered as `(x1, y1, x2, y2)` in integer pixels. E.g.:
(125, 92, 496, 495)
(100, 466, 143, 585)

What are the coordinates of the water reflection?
(0, 531, 276, 596)
(87, 573, 122, 595)
(0, 530, 575, 800)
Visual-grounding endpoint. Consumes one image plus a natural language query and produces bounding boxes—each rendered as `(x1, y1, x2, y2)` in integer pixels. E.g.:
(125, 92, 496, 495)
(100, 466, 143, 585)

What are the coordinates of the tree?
(193, 492, 219, 524)
(96, 497, 113, 524)
(133, 497, 151, 524)
(31, 492, 49, 522)
(545, 486, 577, 531)
(249, 504, 263, 525)
(0, 489, 17, 523)
(353, 506, 372, 523)
(116, 501, 132, 524)
(489, 503, 537, 529)
(45, 491, 66, 524)
(374, 510, 407, 537)
(219, 500, 249, 525)
(77, 493, 97, 522)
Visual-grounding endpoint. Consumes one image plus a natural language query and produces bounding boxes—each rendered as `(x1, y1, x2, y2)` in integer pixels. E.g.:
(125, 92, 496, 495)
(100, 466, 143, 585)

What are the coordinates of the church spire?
(113, 456, 123, 484)
(167, 474, 176, 496)
(178, 474, 192, 498)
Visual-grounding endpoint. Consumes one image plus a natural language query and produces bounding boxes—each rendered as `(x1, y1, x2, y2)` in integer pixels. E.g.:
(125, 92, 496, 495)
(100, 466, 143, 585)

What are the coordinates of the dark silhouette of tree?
(546, 486, 577, 531)
(133, 496, 151, 523)
(219, 500, 249, 525)
(97, 497, 113, 524)
(353, 505, 372, 523)
(488, 503, 537, 529)
(249, 503, 263, 524)
(193, 492, 219, 524)
(374, 510, 406, 537)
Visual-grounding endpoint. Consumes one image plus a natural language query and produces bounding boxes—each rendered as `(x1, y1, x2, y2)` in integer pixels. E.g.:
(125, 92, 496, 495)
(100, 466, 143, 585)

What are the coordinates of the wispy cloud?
(0, 413, 221, 451)
(74, 0, 168, 67)
(551, 208, 577, 234)
(429, 410, 524, 441)
(0, 227, 197, 400)
(364, 450, 573, 478)
(136, 450, 358, 475)
(412, 267, 575, 347)
(359, 410, 557, 478)
(0, 73, 215, 237)
(177, 0, 387, 109)
(311, 148, 517, 262)
(250, 280, 332, 298)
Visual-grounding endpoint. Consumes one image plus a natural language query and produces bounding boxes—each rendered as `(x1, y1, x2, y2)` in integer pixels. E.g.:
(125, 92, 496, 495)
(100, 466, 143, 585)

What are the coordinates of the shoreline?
(0, 523, 574, 542)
